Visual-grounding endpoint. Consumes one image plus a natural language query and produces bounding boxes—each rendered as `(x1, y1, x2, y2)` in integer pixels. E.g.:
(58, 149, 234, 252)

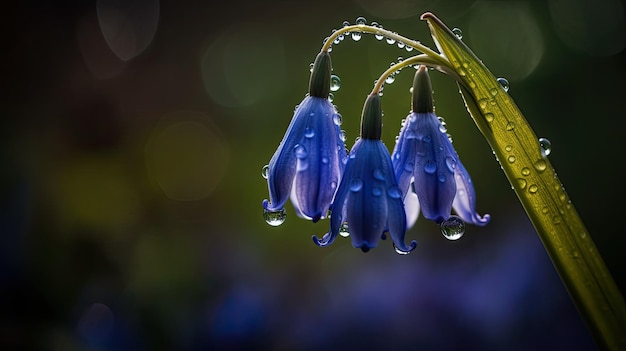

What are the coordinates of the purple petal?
(452, 160, 490, 226)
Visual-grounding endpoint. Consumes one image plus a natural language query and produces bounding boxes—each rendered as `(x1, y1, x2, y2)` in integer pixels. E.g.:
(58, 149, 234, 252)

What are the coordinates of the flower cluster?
(262, 33, 489, 253)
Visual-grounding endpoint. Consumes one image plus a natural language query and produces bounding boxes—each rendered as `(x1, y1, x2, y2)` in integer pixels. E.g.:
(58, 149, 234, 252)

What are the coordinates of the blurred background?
(2, 0, 625, 349)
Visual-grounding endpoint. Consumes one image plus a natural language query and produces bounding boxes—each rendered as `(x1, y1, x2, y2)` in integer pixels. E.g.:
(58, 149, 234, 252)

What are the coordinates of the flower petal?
(452, 160, 491, 226)
(403, 180, 421, 229)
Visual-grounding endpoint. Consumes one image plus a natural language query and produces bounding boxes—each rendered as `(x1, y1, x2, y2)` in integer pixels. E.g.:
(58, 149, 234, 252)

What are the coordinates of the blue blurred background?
(3, 0, 625, 349)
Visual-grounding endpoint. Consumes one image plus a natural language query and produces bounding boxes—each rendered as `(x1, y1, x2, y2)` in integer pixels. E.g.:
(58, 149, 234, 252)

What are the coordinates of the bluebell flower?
(263, 52, 347, 222)
(392, 66, 489, 227)
(314, 94, 417, 253)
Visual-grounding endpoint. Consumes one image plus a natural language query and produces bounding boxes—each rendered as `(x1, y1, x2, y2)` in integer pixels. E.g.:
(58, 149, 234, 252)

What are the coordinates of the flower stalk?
(420, 12, 626, 350)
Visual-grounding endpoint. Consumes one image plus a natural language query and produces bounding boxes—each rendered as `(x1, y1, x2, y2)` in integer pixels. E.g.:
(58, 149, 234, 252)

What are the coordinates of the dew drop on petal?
(497, 77, 509, 92)
(330, 74, 341, 92)
(339, 222, 350, 237)
(441, 215, 465, 240)
(539, 137, 552, 157)
(424, 160, 437, 174)
(350, 178, 363, 192)
(445, 157, 456, 172)
(261, 164, 269, 179)
(439, 124, 447, 133)
(373, 168, 385, 181)
(452, 27, 463, 39)
(304, 127, 315, 138)
(339, 130, 347, 142)
(333, 113, 343, 126)
(438, 174, 446, 183)
(322, 157, 329, 164)
(422, 135, 431, 143)
(372, 187, 382, 196)
(294, 144, 308, 159)
(388, 187, 402, 199)
(264, 208, 286, 226)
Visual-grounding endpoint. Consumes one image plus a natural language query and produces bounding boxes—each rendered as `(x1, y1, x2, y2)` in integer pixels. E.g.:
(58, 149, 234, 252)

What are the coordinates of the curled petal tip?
(312, 232, 336, 247)
(359, 242, 371, 253)
(474, 213, 491, 226)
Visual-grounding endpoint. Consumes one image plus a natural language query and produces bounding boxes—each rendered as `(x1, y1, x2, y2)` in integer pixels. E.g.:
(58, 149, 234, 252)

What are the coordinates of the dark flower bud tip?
(360, 94, 382, 140)
(308, 51, 332, 98)
(412, 65, 434, 113)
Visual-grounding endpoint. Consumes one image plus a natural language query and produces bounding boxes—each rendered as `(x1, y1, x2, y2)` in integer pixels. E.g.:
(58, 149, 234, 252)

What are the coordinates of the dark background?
(2, 0, 625, 350)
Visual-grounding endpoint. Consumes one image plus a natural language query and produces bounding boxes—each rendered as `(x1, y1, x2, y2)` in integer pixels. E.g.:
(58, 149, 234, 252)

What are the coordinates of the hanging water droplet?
(328, 93, 334, 102)
(264, 208, 286, 226)
(351, 32, 362, 41)
(394, 243, 411, 255)
(497, 77, 509, 92)
(385, 74, 395, 84)
(339, 130, 347, 142)
(355, 16, 367, 25)
(330, 74, 341, 92)
(342, 20, 351, 28)
(304, 127, 315, 138)
(294, 144, 308, 159)
(405, 45, 414, 52)
(397, 41, 405, 49)
(261, 165, 269, 179)
(452, 27, 463, 39)
(339, 222, 350, 237)
(441, 215, 465, 240)
(350, 178, 363, 192)
(439, 124, 447, 133)
(309, 63, 314, 72)
(386, 37, 396, 45)
(539, 137, 552, 157)
(424, 160, 437, 174)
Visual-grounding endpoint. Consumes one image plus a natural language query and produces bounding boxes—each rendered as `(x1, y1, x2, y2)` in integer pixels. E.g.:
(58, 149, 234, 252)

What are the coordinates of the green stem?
(421, 12, 626, 350)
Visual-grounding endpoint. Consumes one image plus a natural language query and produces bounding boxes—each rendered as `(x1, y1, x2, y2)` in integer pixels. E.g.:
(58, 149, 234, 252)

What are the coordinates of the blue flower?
(313, 95, 417, 253)
(392, 66, 489, 227)
(263, 52, 347, 223)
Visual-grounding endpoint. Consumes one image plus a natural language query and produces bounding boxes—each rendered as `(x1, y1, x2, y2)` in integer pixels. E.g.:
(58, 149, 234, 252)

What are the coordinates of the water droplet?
(264, 208, 286, 226)
(339, 222, 350, 237)
(439, 124, 447, 133)
(445, 157, 456, 172)
(386, 37, 396, 45)
(339, 130, 347, 142)
(309, 63, 314, 72)
(355, 16, 367, 25)
(388, 187, 402, 199)
(521, 167, 530, 176)
(438, 174, 446, 183)
(330, 180, 336, 188)
(394, 243, 411, 255)
(309, 111, 315, 117)
(478, 99, 488, 110)
(328, 93, 334, 102)
(506, 122, 515, 131)
(372, 187, 382, 196)
(490, 88, 498, 96)
(541, 206, 549, 214)
(294, 144, 307, 158)
(452, 27, 463, 39)
(333, 113, 343, 126)
(497, 77, 509, 92)
(424, 161, 437, 174)
(350, 178, 363, 192)
(261, 165, 269, 179)
(397, 41, 405, 49)
(405, 45, 414, 52)
(534, 159, 547, 172)
(351, 32, 362, 41)
(505, 145, 512, 152)
(539, 137, 552, 157)
(330, 74, 341, 92)
(373, 169, 385, 181)
(517, 178, 527, 189)
(404, 161, 414, 172)
(441, 215, 465, 240)
(322, 157, 329, 164)
(342, 20, 351, 29)
(529, 184, 538, 193)
(385, 74, 395, 84)
(507, 155, 516, 163)
(422, 135, 431, 143)
(304, 127, 315, 138)
(485, 113, 494, 122)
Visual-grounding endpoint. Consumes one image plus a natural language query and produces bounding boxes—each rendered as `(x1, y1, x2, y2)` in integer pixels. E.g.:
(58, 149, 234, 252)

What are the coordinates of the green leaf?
(421, 12, 626, 351)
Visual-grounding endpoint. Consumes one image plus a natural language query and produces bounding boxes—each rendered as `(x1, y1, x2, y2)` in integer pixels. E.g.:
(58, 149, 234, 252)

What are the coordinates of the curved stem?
(321, 24, 448, 67)
(370, 54, 465, 95)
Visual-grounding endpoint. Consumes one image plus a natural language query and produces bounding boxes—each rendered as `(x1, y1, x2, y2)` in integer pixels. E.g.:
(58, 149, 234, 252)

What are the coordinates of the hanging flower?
(314, 94, 417, 253)
(392, 66, 489, 227)
(263, 52, 347, 223)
